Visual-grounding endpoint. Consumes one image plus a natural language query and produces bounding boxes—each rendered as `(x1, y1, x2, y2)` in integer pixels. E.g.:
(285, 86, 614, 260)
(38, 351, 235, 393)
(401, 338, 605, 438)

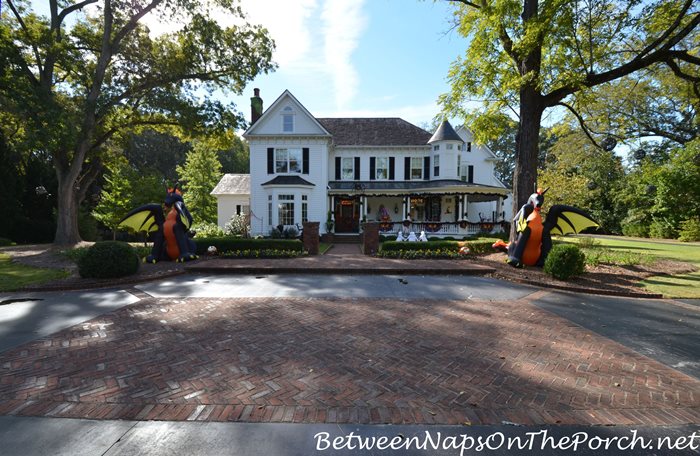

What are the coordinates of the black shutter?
(404, 157, 410, 180)
(424, 157, 430, 180)
(389, 157, 395, 180)
(354, 157, 360, 180)
(369, 157, 376, 180)
(267, 148, 274, 174)
(468, 165, 474, 183)
(335, 157, 341, 180)
(302, 148, 309, 174)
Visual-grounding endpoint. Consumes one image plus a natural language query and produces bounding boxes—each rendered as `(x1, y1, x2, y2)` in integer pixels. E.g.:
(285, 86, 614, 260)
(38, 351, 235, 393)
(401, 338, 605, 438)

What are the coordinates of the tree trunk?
(510, 86, 544, 241)
(54, 170, 82, 245)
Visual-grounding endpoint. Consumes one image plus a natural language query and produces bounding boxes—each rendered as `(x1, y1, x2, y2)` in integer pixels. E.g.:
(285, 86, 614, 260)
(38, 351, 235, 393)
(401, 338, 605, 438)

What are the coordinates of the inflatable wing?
(544, 205, 599, 236)
(118, 204, 164, 233)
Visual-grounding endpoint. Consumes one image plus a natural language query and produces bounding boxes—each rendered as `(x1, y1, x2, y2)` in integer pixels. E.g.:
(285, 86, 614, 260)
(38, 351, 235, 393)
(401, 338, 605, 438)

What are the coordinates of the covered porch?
(327, 180, 510, 237)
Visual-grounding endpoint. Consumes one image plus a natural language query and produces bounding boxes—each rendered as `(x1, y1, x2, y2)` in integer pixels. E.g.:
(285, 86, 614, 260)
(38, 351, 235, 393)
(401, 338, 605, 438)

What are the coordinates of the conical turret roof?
(428, 120, 462, 144)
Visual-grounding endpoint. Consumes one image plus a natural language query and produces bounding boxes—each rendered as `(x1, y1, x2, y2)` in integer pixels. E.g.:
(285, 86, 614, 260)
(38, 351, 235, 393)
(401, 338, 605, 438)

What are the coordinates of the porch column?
(458, 196, 464, 220)
(463, 195, 469, 220)
(496, 197, 503, 221)
(404, 196, 410, 219)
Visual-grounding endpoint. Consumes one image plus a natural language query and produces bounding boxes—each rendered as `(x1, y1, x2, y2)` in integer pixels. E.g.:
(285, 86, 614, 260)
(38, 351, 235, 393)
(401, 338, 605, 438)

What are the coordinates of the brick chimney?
(251, 88, 263, 124)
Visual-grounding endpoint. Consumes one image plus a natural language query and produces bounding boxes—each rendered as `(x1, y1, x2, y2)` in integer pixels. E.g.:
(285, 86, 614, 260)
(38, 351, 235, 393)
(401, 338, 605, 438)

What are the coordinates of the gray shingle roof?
(261, 176, 315, 186)
(428, 120, 462, 143)
(210, 174, 250, 195)
(316, 118, 432, 146)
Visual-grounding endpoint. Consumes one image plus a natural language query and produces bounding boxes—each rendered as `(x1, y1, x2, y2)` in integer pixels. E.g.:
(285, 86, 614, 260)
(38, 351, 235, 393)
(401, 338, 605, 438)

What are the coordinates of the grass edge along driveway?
(0, 253, 69, 292)
(566, 235, 700, 299)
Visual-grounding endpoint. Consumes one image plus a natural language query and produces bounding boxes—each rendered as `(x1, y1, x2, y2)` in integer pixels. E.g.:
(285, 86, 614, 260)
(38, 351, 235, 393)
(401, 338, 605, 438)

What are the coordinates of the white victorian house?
(215, 89, 511, 237)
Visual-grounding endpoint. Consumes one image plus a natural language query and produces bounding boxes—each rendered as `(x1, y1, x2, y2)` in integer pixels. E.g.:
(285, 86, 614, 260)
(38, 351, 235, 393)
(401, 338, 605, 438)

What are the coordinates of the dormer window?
(282, 106, 294, 132)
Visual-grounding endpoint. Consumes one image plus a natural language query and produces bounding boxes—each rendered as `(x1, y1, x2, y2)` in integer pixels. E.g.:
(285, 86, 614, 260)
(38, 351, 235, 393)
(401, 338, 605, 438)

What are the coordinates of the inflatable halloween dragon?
(493, 188, 599, 268)
(118, 185, 198, 263)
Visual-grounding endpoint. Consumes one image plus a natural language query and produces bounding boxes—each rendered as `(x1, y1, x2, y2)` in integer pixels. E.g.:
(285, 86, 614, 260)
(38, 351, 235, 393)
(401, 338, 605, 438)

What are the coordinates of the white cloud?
(239, 0, 318, 67)
(320, 0, 367, 110)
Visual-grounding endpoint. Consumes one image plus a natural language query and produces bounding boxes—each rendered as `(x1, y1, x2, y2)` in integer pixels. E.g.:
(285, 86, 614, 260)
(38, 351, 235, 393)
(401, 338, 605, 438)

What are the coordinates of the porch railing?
(376, 221, 509, 237)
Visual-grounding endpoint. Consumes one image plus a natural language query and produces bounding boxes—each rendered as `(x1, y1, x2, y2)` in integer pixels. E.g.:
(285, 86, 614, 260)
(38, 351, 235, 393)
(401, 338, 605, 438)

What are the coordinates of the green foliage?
(124, 130, 191, 181)
(543, 244, 586, 280)
(225, 214, 249, 237)
(650, 218, 679, 239)
(78, 207, 99, 242)
(220, 249, 303, 259)
(380, 241, 460, 252)
(77, 241, 140, 279)
(0, 238, 15, 247)
(191, 222, 225, 238)
(195, 237, 303, 255)
(539, 124, 626, 233)
(1, 0, 275, 243)
(177, 142, 222, 224)
(678, 218, 700, 242)
(376, 249, 470, 260)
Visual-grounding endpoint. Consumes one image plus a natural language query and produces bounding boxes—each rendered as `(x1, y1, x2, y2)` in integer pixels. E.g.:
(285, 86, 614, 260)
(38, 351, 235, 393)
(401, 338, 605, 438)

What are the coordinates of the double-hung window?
(301, 195, 308, 222)
(341, 157, 354, 180)
(282, 106, 294, 132)
(275, 148, 302, 173)
(278, 194, 294, 225)
(375, 157, 389, 180)
(410, 157, 423, 180)
(433, 155, 440, 177)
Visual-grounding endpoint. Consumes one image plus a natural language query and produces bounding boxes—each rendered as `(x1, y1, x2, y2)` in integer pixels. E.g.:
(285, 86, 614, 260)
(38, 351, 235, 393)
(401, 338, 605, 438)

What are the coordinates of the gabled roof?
(211, 174, 250, 195)
(317, 118, 432, 146)
(455, 125, 498, 159)
(243, 90, 331, 137)
(428, 120, 462, 143)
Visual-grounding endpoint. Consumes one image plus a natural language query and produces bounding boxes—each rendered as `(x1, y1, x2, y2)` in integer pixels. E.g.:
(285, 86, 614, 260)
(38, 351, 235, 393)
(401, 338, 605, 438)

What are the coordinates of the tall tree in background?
(442, 0, 700, 238)
(1, 0, 275, 245)
(176, 142, 222, 224)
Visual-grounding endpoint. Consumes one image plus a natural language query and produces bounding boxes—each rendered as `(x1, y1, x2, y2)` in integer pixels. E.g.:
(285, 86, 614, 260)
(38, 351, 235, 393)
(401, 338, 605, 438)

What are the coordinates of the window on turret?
(433, 145, 439, 151)
(433, 155, 440, 177)
(446, 144, 453, 150)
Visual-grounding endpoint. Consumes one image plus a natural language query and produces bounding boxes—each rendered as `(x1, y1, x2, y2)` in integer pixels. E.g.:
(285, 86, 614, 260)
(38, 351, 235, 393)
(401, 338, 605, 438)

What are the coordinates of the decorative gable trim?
(243, 90, 332, 138)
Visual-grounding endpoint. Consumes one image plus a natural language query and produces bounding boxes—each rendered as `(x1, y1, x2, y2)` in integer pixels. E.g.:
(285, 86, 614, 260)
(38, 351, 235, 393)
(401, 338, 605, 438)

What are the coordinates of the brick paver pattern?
(1, 293, 699, 425)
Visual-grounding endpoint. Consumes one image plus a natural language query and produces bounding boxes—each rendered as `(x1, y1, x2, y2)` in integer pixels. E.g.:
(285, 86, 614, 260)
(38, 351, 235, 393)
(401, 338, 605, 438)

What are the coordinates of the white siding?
(215, 195, 250, 229)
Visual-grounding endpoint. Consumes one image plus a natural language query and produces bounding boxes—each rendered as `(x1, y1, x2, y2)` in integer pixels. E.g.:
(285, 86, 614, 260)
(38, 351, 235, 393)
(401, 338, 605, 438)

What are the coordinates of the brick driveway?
(1, 291, 699, 425)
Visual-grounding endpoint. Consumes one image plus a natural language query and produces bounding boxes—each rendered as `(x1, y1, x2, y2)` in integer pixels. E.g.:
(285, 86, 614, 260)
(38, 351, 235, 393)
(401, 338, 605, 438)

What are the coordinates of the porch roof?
(328, 180, 509, 200)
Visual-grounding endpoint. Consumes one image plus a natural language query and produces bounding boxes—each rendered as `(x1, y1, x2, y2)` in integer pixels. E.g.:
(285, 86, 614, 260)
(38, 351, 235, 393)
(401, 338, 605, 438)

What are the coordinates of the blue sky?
(223, 0, 469, 128)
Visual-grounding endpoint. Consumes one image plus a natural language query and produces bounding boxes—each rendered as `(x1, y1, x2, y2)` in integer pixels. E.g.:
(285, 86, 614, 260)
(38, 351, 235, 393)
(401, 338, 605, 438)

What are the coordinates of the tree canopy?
(442, 0, 700, 239)
(1, 0, 275, 244)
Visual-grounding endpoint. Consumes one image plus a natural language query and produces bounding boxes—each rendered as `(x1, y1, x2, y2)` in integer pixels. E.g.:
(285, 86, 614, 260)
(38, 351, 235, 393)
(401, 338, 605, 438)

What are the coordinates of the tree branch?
(111, 0, 164, 50)
(557, 101, 605, 149)
(636, 0, 694, 60)
(56, 0, 99, 26)
(446, 0, 481, 10)
(6, 0, 44, 77)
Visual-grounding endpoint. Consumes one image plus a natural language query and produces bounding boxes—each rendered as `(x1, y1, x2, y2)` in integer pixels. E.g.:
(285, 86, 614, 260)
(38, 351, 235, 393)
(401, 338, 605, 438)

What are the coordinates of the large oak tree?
(1, 0, 275, 244)
(442, 0, 700, 238)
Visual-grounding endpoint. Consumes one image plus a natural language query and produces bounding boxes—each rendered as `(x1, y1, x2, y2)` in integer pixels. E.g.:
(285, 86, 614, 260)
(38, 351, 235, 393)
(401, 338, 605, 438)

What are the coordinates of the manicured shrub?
(191, 222, 225, 238)
(381, 240, 460, 252)
(649, 218, 678, 239)
(622, 222, 649, 238)
(77, 241, 139, 279)
(678, 217, 700, 242)
(225, 214, 249, 237)
(543, 244, 586, 280)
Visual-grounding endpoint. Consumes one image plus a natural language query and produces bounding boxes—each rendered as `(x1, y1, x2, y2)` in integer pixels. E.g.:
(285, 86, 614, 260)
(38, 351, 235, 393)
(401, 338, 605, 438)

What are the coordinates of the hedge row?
(195, 237, 303, 254)
(380, 238, 502, 255)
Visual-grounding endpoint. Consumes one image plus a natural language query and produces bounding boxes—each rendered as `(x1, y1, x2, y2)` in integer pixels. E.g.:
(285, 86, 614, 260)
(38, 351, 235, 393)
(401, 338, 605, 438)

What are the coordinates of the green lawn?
(0, 253, 70, 292)
(562, 235, 700, 298)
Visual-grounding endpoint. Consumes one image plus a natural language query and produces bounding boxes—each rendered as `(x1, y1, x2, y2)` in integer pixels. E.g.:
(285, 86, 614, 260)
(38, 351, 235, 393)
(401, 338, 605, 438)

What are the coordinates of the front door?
(335, 198, 359, 233)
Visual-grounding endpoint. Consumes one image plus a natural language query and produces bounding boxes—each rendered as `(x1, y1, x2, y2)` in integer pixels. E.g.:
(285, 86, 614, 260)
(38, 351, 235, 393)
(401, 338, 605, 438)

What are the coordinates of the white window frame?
(275, 148, 302, 174)
(375, 157, 389, 180)
(433, 154, 440, 177)
(446, 143, 453, 150)
(433, 144, 439, 151)
(341, 157, 354, 180)
(410, 157, 423, 180)
(278, 194, 295, 225)
(282, 106, 294, 133)
(301, 195, 308, 222)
